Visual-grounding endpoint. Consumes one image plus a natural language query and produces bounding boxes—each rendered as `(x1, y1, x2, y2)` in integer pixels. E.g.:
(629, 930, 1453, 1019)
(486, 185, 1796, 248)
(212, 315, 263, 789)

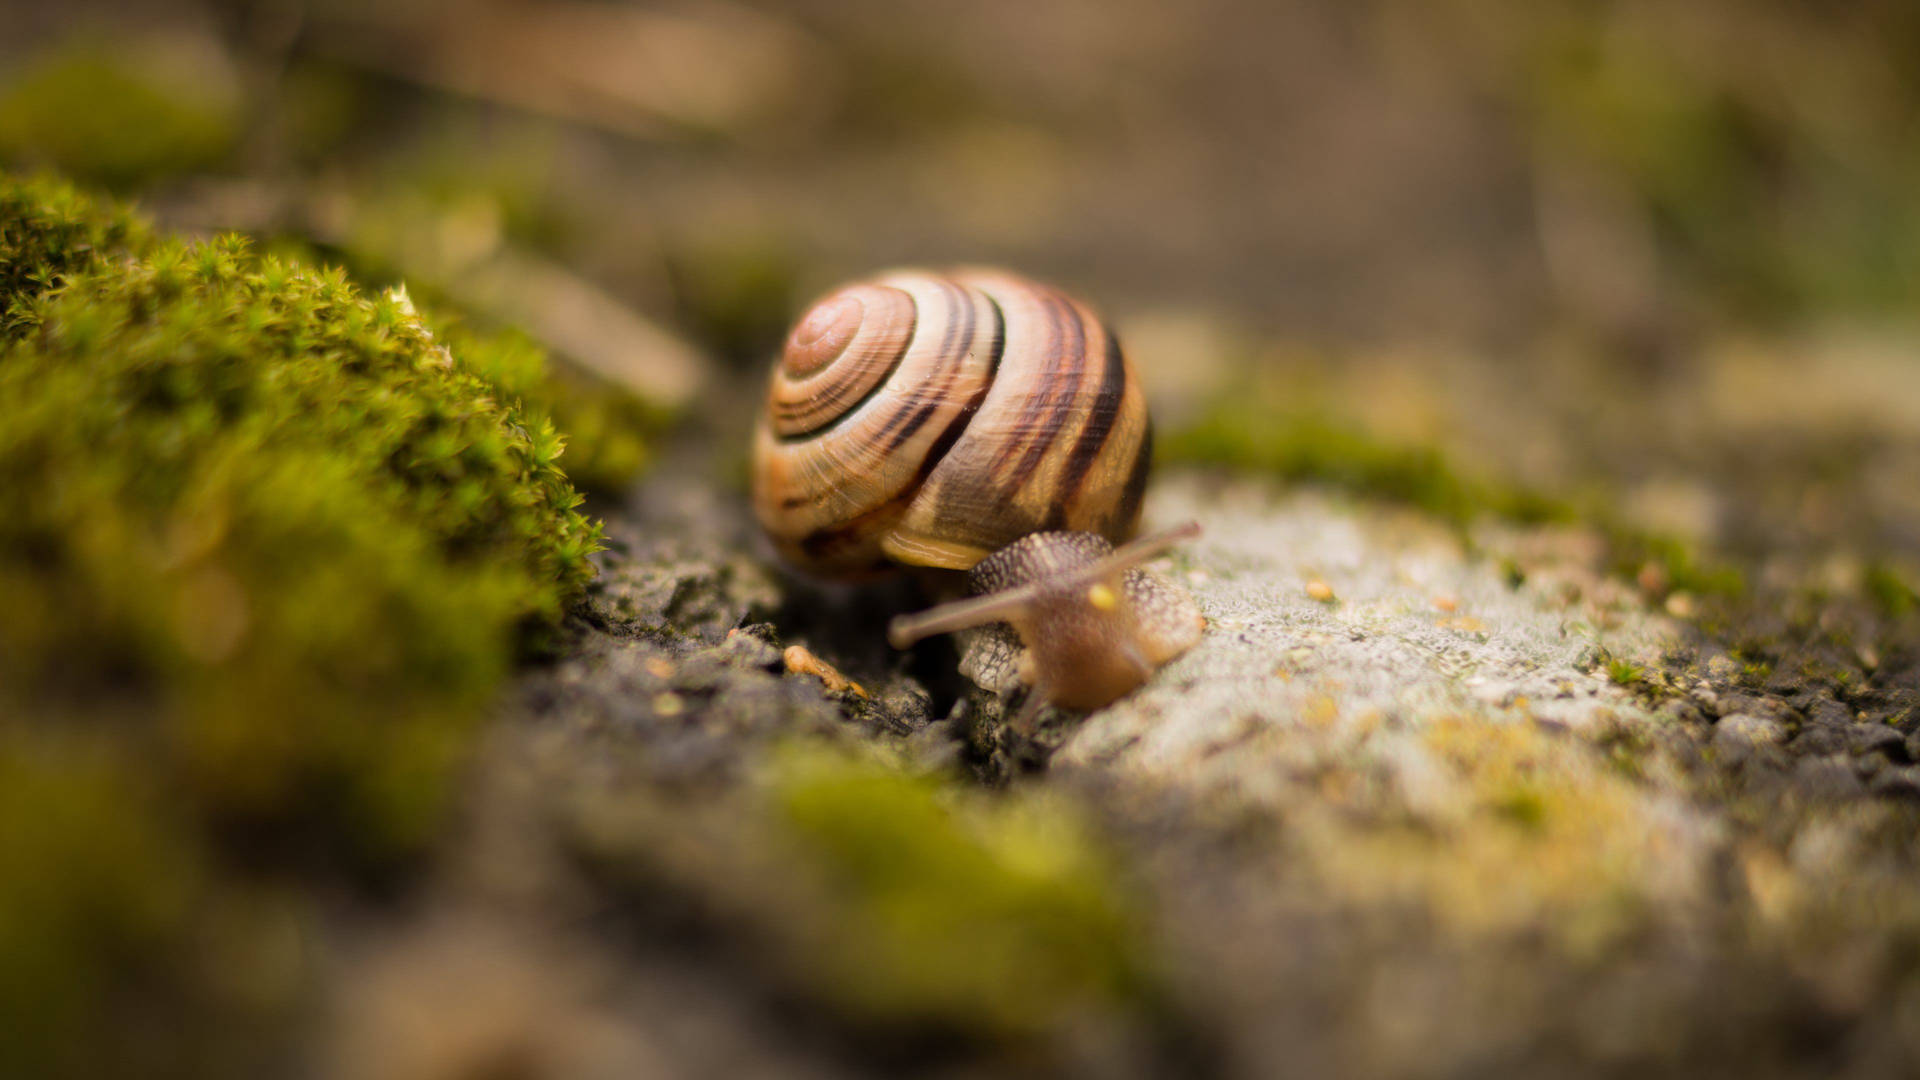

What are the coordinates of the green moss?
(1864, 563, 1918, 620)
(768, 752, 1150, 1038)
(431, 312, 660, 495)
(2, 223, 601, 847)
(1164, 396, 1745, 601)
(256, 234, 665, 496)
(1162, 407, 1562, 532)
(1492, 786, 1550, 830)
(1608, 531, 1747, 600)
(1477, 3, 1920, 319)
(1606, 658, 1646, 687)
(667, 234, 800, 364)
(273, 61, 374, 166)
(1307, 719, 1667, 955)
(0, 173, 611, 1074)
(0, 44, 238, 190)
(0, 738, 201, 1077)
(1, 174, 150, 338)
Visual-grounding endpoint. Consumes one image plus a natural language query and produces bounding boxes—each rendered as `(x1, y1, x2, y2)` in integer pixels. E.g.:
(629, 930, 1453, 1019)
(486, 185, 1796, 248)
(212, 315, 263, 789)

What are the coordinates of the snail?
(750, 268, 1204, 728)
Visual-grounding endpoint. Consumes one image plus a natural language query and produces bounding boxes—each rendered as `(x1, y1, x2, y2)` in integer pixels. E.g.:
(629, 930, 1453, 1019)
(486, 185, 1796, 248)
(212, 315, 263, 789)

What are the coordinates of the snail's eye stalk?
(887, 585, 1040, 649)
(1074, 521, 1201, 585)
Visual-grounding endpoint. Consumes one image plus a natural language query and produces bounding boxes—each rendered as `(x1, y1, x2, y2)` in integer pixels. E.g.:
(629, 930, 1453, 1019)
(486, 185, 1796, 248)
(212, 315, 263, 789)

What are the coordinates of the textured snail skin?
(963, 530, 1205, 710)
(751, 268, 1151, 578)
(886, 524, 1205, 723)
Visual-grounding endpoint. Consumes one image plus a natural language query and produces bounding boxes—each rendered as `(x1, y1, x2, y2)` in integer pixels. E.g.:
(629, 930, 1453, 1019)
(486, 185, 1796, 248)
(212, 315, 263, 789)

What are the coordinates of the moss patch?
(768, 752, 1149, 1038)
(1606, 657, 1647, 687)
(1164, 396, 1746, 599)
(0, 738, 203, 1078)
(0, 174, 614, 1075)
(1, 174, 149, 338)
(1865, 562, 1919, 620)
(0, 42, 238, 190)
(1305, 718, 1699, 955)
(568, 746, 1158, 1054)
(427, 310, 661, 495)
(1, 219, 600, 846)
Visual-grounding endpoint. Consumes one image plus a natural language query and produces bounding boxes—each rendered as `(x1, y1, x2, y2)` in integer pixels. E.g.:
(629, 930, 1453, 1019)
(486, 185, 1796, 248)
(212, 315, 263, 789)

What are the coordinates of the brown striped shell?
(751, 268, 1152, 578)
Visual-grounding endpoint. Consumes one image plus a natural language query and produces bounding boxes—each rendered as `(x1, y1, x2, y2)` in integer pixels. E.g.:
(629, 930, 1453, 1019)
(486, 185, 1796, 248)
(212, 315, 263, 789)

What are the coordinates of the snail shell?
(751, 268, 1151, 578)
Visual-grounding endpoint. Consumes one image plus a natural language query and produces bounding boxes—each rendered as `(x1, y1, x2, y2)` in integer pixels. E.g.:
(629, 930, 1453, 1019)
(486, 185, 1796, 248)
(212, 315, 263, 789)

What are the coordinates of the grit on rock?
(321, 463, 1920, 1079)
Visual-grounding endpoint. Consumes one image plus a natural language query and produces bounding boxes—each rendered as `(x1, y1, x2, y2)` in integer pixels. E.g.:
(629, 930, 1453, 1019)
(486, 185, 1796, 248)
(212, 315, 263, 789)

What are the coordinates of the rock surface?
(321, 459, 1920, 1079)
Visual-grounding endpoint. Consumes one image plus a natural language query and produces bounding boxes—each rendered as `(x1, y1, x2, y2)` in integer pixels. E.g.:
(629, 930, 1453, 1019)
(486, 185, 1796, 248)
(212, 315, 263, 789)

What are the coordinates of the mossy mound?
(1164, 393, 1745, 599)
(0, 42, 239, 190)
(566, 744, 1163, 1058)
(1, 174, 149, 337)
(1, 229, 602, 846)
(432, 313, 659, 495)
(768, 752, 1149, 1038)
(0, 175, 610, 1076)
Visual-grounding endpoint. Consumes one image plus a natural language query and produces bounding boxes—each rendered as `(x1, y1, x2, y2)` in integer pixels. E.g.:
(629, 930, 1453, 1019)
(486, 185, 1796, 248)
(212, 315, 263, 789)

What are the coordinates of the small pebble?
(1868, 767, 1920, 802)
(721, 626, 783, 670)
(1714, 713, 1787, 749)
(1432, 593, 1459, 613)
(783, 644, 867, 697)
(1637, 562, 1669, 595)
(1848, 723, 1905, 758)
(1794, 755, 1864, 801)
(644, 657, 676, 679)
(652, 692, 685, 717)
(1305, 580, 1335, 603)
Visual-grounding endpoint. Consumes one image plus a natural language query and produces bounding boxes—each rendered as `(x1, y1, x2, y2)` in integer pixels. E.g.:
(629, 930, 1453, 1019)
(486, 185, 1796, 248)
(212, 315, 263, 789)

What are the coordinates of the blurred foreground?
(3, 2, 1919, 1077)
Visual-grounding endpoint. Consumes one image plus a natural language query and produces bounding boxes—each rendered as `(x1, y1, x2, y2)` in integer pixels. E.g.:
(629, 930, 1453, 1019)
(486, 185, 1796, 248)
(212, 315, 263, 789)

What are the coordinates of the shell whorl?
(751, 269, 1151, 577)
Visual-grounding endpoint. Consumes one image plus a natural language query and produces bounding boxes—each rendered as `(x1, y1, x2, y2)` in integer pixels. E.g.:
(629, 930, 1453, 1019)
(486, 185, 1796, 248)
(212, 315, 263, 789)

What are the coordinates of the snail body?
(889, 524, 1206, 726)
(750, 267, 1201, 723)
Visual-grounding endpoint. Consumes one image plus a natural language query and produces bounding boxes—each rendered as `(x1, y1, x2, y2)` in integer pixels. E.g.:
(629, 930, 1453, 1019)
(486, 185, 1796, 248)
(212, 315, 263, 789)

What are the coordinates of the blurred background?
(5, 0, 1919, 569)
(6, 2, 1920, 1077)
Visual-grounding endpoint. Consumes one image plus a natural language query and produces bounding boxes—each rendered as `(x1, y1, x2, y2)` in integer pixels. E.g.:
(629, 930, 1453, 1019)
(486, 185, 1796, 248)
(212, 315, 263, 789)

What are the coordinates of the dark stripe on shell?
(1054, 331, 1129, 521)
(904, 286, 1000, 491)
(878, 278, 973, 452)
(981, 292, 1006, 379)
(1111, 418, 1153, 534)
(1001, 289, 1085, 514)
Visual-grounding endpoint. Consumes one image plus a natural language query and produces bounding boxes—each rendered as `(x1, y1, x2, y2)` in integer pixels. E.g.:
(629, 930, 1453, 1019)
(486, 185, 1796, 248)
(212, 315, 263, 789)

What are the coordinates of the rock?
(1867, 767, 1920, 802)
(1056, 479, 1685, 793)
(1847, 723, 1906, 760)
(1718, 693, 1798, 725)
(449, 467, 1920, 1080)
(1712, 713, 1788, 750)
(1792, 755, 1865, 801)
(1806, 698, 1855, 729)
(1658, 698, 1709, 727)
(721, 623, 784, 670)
(1790, 724, 1847, 757)
(1705, 655, 1741, 683)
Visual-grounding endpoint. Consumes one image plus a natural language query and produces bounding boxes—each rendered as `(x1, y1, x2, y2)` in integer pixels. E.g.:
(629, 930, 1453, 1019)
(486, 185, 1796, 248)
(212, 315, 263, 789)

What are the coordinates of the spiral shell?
(751, 268, 1152, 577)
